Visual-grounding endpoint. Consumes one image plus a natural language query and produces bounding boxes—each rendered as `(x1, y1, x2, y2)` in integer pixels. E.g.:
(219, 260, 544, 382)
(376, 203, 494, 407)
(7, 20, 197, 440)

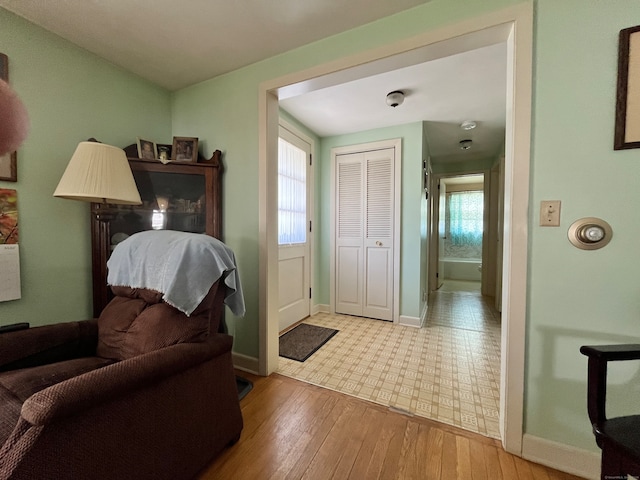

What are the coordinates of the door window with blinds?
(278, 137, 307, 245)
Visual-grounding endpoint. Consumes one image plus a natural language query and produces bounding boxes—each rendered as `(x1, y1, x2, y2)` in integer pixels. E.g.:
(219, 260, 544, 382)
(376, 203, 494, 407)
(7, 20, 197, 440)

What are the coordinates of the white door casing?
(437, 179, 446, 289)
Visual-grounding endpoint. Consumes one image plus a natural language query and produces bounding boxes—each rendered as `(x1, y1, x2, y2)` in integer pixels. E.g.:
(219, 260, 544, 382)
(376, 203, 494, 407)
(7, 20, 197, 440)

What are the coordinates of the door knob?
(376, 241, 383, 246)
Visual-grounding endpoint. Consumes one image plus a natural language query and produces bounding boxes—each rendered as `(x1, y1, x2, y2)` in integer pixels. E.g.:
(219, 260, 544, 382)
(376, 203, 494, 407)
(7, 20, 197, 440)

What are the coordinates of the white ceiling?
(0, 0, 507, 165)
(281, 42, 507, 164)
(0, 0, 427, 91)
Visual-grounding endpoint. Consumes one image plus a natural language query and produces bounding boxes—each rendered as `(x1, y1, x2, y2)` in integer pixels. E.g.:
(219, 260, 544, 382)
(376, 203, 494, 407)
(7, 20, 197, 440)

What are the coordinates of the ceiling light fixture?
(386, 90, 404, 108)
(459, 139, 473, 150)
(460, 120, 477, 130)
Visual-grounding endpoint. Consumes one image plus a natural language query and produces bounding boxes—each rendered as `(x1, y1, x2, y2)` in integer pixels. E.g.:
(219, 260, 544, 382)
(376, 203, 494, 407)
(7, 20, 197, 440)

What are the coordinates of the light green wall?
(0, 8, 171, 327)
(318, 123, 424, 318)
(171, 0, 640, 455)
(526, 0, 640, 450)
(4, 0, 638, 458)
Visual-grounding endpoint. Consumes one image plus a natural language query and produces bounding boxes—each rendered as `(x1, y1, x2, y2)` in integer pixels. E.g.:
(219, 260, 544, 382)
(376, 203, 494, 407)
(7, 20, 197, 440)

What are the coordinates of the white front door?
(278, 125, 312, 331)
(335, 146, 395, 321)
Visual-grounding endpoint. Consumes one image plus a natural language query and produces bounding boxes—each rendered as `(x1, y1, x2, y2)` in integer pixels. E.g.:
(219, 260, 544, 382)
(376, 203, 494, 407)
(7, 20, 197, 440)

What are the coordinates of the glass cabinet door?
(108, 170, 207, 248)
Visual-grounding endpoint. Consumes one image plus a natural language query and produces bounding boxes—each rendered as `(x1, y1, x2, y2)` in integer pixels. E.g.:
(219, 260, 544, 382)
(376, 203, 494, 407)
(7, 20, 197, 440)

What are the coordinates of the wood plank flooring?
(196, 372, 586, 480)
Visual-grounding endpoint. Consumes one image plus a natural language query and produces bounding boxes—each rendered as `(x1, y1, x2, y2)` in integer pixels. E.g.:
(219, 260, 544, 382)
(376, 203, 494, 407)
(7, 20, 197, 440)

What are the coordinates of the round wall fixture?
(568, 217, 613, 250)
(459, 139, 472, 150)
(386, 91, 404, 107)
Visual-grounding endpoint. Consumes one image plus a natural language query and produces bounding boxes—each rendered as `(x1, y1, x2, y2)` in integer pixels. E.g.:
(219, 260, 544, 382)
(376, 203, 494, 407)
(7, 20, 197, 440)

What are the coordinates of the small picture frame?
(0, 152, 17, 182)
(1, 52, 17, 182)
(156, 143, 172, 163)
(614, 25, 640, 150)
(137, 137, 158, 160)
(172, 137, 198, 163)
(0, 53, 7, 82)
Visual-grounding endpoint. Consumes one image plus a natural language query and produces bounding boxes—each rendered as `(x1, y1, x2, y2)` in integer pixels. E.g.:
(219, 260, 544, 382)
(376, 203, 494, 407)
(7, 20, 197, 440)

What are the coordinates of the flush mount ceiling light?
(459, 139, 473, 150)
(386, 90, 404, 108)
(460, 120, 477, 130)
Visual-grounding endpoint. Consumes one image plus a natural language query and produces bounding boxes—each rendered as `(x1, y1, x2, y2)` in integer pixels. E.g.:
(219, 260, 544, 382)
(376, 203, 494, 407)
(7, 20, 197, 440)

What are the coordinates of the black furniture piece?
(580, 344, 640, 479)
(0, 323, 28, 334)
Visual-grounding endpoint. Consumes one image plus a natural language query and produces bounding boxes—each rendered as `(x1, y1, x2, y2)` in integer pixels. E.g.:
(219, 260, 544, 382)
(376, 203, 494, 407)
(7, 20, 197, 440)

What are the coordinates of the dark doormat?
(279, 323, 339, 362)
(236, 376, 253, 400)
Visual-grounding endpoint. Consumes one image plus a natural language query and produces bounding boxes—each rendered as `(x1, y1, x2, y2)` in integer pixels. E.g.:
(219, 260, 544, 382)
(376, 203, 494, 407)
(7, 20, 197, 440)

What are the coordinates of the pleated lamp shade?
(54, 142, 141, 205)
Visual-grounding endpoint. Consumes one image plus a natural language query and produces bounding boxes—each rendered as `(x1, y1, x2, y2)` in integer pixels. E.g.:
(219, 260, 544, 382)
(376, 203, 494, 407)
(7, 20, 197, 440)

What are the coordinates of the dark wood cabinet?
(91, 152, 223, 317)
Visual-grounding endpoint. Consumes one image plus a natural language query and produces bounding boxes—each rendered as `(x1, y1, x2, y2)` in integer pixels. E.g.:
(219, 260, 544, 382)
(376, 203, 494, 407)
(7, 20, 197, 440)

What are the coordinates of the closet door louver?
(335, 155, 364, 316)
(363, 152, 393, 320)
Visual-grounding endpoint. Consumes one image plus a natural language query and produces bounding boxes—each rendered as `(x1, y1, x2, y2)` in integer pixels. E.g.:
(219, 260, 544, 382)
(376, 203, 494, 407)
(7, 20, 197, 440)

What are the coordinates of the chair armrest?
(580, 344, 640, 432)
(0, 320, 98, 372)
(580, 344, 640, 361)
(22, 334, 233, 426)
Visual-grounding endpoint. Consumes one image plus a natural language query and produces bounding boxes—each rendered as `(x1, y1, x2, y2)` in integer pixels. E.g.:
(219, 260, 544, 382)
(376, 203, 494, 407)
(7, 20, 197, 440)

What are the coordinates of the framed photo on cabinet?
(172, 137, 198, 163)
(137, 137, 158, 160)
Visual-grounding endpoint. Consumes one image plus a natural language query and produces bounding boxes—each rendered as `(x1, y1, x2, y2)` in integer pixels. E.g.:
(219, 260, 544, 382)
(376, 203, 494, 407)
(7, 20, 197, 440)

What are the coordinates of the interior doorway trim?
(258, 3, 533, 456)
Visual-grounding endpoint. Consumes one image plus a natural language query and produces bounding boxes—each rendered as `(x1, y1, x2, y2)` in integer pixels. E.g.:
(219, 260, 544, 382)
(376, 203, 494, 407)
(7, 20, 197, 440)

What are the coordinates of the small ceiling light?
(386, 90, 404, 108)
(459, 139, 473, 150)
(460, 120, 477, 130)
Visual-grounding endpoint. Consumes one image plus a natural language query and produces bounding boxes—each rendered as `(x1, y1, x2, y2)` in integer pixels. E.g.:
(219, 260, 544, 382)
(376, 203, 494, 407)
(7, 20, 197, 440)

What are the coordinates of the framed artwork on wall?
(0, 53, 17, 182)
(614, 25, 640, 150)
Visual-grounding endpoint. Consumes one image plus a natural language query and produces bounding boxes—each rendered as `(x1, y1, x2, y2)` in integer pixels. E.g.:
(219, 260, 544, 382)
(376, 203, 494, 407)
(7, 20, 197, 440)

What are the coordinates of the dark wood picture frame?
(172, 136, 199, 163)
(614, 25, 640, 150)
(0, 52, 17, 182)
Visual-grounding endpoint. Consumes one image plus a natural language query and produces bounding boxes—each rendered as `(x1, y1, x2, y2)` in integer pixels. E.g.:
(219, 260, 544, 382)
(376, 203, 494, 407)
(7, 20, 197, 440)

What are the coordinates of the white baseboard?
(398, 314, 422, 328)
(312, 304, 330, 315)
(521, 434, 600, 480)
(232, 351, 260, 375)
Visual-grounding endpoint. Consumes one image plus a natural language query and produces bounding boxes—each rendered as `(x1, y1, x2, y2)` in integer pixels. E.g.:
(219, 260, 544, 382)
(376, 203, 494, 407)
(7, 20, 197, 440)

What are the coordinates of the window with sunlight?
(278, 137, 307, 245)
(445, 190, 483, 258)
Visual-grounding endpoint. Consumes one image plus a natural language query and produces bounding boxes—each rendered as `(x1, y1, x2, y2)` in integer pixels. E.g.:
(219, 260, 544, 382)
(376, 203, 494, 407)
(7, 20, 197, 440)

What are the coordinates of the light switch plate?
(540, 200, 561, 227)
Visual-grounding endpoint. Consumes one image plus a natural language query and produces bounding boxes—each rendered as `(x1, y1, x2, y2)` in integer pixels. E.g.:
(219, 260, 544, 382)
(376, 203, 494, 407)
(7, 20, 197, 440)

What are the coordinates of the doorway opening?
(260, 5, 533, 453)
(435, 174, 486, 296)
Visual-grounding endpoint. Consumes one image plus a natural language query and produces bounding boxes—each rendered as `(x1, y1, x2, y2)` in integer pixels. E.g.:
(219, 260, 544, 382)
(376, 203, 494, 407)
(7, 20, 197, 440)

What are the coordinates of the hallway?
(277, 281, 502, 438)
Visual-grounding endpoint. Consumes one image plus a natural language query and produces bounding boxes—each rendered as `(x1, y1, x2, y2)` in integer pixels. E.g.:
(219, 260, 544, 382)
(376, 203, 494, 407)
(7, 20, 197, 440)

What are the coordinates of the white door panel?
(364, 245, 392, 320)
(336, 245, 362, 315)
(278, 245, 308, 331)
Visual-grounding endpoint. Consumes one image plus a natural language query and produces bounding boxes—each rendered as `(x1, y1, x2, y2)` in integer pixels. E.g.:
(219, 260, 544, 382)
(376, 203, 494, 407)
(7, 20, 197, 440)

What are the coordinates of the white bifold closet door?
(335, 148, 394, 321)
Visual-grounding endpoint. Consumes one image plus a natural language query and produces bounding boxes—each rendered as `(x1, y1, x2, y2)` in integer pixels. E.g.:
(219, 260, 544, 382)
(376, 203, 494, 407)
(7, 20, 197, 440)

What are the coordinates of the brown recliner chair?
(0, 232, 244, 480)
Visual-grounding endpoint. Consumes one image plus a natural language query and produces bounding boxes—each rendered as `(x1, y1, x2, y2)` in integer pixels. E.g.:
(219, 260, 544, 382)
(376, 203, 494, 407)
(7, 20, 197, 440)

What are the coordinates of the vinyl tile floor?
(277, 280, 502, 439)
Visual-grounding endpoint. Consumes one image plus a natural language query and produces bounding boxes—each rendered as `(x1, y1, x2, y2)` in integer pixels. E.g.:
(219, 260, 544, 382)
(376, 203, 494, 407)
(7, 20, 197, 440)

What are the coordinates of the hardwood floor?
(197, 372, 586, 480)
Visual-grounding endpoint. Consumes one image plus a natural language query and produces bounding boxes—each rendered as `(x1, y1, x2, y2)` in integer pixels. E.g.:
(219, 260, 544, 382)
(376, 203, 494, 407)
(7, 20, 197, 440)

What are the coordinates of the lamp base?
(91, 203, 116, 222)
